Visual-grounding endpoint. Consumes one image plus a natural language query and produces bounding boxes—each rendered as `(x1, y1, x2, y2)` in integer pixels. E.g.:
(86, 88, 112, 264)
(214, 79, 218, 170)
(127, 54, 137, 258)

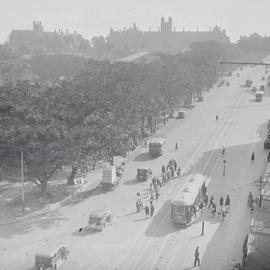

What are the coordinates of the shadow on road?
(144, 201, 179, 238)
(133, 152, 155, 162)
(124, 178, 138, 185)
(0, 211, 68, 238)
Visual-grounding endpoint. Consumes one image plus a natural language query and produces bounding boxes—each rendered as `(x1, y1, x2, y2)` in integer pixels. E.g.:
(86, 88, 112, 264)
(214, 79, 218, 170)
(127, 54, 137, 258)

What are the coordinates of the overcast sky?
(0, 0, 269, 43)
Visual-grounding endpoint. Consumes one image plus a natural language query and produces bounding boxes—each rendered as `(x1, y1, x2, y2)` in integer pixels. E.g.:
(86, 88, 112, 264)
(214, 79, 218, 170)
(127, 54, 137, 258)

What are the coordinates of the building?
(107, 17, 230, 54)
(9, 21, 91, 54)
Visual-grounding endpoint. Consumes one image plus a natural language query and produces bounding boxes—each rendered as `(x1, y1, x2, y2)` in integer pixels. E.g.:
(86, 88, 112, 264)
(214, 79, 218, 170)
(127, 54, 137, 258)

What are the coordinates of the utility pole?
(223, 160, 227, 176)
(21, 150, 25, 216)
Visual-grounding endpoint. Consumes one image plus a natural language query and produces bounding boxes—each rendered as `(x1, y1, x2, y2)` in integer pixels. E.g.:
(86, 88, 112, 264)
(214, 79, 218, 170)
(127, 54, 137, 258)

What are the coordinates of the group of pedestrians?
(208, 194, 231, 220)
(161, 159, 181, 183)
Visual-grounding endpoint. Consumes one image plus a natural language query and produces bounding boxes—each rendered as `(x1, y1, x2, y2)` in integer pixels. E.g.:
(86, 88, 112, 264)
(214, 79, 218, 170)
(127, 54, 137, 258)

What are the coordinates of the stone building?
(107, 17, 230, 53)
(9, 21, 91, 54)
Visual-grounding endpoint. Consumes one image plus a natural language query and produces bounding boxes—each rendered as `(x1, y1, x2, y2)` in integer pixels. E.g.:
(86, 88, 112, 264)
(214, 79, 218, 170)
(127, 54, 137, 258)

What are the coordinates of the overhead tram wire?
(219, 61, 270, 66)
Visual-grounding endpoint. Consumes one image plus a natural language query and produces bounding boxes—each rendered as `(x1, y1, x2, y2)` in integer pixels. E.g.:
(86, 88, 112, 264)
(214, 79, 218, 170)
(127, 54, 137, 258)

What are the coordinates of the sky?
(0, 0, 270, 43)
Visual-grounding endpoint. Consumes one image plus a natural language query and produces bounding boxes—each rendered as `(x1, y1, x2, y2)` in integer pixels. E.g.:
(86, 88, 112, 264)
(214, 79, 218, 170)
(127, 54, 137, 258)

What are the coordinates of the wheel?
(36, 264, 47, 270)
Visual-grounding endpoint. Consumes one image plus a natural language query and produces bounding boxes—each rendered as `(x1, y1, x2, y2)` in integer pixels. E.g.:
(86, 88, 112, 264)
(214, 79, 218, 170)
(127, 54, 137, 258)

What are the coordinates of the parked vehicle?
(197, 96, 204, 102)
(177, 111, 185, 119)
(227, 71, 232, 77)
(101, 165, 123, 190)
(34, 245, 69, 270)
(88, 209, 112, 231)
(149, 136, 166, 156)
(136, 168, 152, 182)
(171, 174, 209, 226)
(260, 85, 265, 91)
(255, 90, 263, 102)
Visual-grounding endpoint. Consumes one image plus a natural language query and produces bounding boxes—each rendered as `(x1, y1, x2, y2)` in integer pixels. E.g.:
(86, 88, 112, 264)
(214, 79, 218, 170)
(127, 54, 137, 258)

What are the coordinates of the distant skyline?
(0, 0, 270, 43)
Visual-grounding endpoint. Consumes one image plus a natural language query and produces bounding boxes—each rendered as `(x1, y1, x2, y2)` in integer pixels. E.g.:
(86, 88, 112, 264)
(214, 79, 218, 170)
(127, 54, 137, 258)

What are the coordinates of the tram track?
(116, 81, 248, 270)
(89, 70, 252, 270)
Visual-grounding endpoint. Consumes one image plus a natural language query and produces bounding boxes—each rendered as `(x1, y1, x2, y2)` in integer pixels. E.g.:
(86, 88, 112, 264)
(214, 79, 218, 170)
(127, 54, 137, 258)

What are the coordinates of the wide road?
(1, 60, 270, 270)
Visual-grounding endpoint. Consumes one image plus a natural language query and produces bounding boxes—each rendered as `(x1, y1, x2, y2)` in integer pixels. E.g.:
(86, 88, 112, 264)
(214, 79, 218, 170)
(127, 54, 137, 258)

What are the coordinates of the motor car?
(177, 111, 185, 119)
(251, 86, 257, 92)
(35, 245, 69, 270)
(136, 168, 152, 182)
(197, 96, 204, 102)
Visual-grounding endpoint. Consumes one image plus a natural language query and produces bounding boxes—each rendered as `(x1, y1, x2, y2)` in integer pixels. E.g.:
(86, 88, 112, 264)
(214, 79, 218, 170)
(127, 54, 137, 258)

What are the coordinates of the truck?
(149, 136, 166, 156)
(101, 164, 124, 190)
(255, 90, 264, 102)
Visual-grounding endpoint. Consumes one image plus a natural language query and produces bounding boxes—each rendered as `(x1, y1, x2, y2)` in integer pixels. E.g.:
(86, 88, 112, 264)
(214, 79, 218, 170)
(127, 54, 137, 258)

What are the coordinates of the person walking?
(203, 194, 209, 206)
(172, 159, 177, 171)
(162, 164, 166, 174)
(222, 206, 226, 221)
(268, 152, 270, 162)
(225, 194, 231, 212)
(150, 202, 155, 217)
(216, 115, 219, 121)
(219, 196, 224, 207)
(177, 166, 181, 177)
(222, 146, 225, 155)
(144, 205, 150, 217)
(212, 202, 217, 217)
(251, 152, 255, 162)
(194, 246, 200, 267)
(175, 142, 178, 151)
(209, 195, 214, 209)
(171, 167, 175, 178)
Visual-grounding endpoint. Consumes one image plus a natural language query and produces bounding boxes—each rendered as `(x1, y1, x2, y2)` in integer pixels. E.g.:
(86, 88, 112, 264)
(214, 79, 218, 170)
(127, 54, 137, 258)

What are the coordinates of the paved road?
(0, 61, 270, 270)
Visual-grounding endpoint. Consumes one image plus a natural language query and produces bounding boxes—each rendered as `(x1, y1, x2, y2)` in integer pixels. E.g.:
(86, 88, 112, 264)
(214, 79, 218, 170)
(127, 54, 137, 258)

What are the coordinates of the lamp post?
(21, 150, 25, 216)
(223, 160, 227, 176)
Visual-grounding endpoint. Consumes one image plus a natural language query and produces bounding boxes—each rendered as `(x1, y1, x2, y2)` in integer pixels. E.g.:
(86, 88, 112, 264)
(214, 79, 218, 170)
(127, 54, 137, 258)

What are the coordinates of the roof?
(149, 136, 166, 144)
(35, 244, 66, 257)
(89, 209, 110, 218)
(171, 174, 209, 206)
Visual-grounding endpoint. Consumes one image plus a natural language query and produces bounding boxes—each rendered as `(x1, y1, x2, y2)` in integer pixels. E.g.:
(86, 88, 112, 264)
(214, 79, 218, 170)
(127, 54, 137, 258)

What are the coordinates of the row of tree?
(0, 41, 243, 197)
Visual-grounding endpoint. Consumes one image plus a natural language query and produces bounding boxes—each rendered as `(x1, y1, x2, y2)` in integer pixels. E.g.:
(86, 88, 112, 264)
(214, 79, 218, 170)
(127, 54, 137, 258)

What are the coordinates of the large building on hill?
(107, 17, 230, 53)
(9, 21, 91, 54)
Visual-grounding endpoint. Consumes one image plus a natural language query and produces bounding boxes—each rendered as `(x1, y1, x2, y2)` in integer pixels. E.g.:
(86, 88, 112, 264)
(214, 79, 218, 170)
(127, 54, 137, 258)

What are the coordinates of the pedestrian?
(209, 195, 214, 209)
(248, 192, 253, 206)
(268, 152, 270, 162)
(177, 166, 181, 177)
(175, 142, 178, 151)
(219, 196, 224, 207)
(212, 202, 217, 217)
(191, 204, 197, 217)
(194, 246, 200, 267)
(157, 178, 162, 188)
(199, 201, 204, 213)
(171, 167, 175, 178)
(162, 164, 166, 174)
(149, 193, 154, 204)
(150, 202, 155, 217)
(155, 190, 160, 199)
(162, 172, 167, 183)
(136, 198, 143, 213)
(222, 206, 226, 221)
(203, 194, 209, 206)
(172, 159, 177, 171)
(222, 146, 225, 155)
(166, 168, 171, 181)
(251, 152, 255, 161)
(201, 181, 207, 196)
(225, 194, 231, 212)
(150, 183, 154, 197)
(216, 115, 219, 121)
(144, 205, 150, 217)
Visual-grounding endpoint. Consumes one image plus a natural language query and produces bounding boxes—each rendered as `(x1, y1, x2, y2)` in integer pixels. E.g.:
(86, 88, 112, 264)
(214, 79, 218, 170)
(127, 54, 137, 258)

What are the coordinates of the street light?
(223, 160, 227, 176)
(21, 150, 25, 216)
